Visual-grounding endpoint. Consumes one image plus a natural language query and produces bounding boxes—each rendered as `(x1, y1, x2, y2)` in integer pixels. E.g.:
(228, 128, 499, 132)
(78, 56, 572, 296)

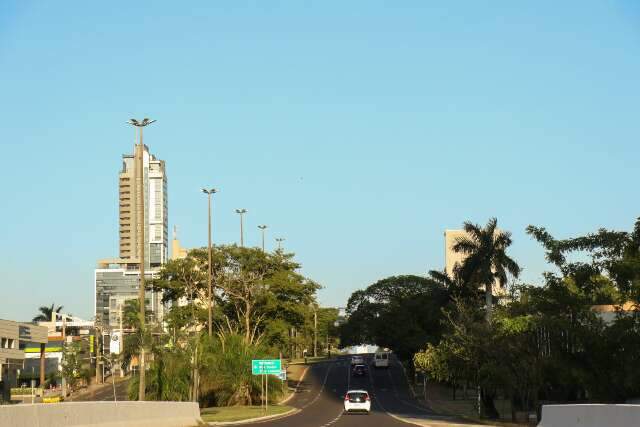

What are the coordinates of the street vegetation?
(340, 217, 640, 421)
(118, 245, 337, 407)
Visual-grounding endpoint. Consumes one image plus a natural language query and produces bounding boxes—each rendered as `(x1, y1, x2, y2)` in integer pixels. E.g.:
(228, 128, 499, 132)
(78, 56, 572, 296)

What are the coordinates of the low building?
(592, 302, 637, 325)
(0, 320, 47, 400)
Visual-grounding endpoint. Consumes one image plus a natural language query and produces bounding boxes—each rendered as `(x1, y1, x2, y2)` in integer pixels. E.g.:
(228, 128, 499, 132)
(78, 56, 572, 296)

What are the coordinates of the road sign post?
(252, 359, 281, 375)
(252, 359, 281, 414)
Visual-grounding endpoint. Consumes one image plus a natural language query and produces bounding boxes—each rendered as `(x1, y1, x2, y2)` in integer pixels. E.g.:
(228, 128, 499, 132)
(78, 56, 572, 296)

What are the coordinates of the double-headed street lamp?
(235, 209, 247, 247)
(126, 117, 155, 402)
(275, 237, 285, 251)
(202, 188, 218, 337)
(258, 225, 268, 252)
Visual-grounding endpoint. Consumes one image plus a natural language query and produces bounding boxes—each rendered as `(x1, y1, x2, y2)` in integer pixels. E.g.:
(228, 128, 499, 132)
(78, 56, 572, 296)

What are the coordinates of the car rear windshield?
(348, 392, 368, 401)
(376, 353, 388, 359)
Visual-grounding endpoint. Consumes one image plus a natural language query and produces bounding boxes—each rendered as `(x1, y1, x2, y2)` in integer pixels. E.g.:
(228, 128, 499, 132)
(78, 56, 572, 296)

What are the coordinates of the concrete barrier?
(538, 404, 640, 427)
(0, 401, 203, 427)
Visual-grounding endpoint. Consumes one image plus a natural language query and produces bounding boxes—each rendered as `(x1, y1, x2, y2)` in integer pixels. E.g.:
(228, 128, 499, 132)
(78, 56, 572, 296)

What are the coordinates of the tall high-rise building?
(118, 145, 168, 267)
(94, 144, 168, 330)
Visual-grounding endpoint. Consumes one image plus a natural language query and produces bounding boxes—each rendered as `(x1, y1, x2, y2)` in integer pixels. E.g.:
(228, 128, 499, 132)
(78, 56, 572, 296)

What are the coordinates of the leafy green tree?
(61, 342, 83, 391)
(453, 218, 520, 323)
(33, 303, 64, 322)
(340, 275, 449, 360)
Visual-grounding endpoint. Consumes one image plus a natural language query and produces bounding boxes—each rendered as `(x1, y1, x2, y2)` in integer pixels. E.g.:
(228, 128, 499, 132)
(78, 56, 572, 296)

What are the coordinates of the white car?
(351, 355, 365, 366)
(344, 390, 371, 414)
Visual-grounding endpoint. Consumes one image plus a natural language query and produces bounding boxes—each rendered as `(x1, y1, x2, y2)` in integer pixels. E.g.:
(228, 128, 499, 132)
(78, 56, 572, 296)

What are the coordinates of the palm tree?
(33, 303, 64, 323)
(428, 269, 483, 302)
(452, 218, 520, 323)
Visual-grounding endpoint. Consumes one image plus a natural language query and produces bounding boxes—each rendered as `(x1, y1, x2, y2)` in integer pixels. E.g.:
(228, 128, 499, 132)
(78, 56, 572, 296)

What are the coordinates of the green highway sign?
(252, 359, 282, 375)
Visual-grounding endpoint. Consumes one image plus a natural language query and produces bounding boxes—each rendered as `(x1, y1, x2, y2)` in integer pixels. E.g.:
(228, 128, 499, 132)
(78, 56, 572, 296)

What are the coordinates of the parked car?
(344, 390, 371, 414)
(352, 364, 367, 377)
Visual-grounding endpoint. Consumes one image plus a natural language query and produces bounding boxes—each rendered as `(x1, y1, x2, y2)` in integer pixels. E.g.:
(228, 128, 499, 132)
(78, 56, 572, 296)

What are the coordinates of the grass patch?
(200, 405, 292, 422)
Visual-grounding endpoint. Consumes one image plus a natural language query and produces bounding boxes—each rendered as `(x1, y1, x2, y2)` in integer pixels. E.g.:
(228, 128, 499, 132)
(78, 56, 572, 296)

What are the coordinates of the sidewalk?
(408, 382, 529, 427)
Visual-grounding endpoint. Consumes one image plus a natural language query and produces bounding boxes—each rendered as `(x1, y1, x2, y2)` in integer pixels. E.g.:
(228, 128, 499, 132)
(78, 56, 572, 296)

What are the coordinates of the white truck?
(373, 350, 390, 368)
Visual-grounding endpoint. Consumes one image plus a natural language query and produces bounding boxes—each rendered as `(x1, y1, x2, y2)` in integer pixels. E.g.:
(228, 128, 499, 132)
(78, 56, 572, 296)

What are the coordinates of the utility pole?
(235, 209, 247, 246)
(202, 188, 218, 336)
(95, 320, 102, 384)
(258, 225, 267, 252)
(313, 309, 318, 358)
(127, 117, 156, 402)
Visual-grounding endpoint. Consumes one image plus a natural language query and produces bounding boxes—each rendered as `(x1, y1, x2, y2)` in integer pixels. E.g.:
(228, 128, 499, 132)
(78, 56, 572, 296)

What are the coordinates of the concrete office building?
(0, 320, 47, 400)
(94, 144, 168, 330)
(119, 144, 168, 267)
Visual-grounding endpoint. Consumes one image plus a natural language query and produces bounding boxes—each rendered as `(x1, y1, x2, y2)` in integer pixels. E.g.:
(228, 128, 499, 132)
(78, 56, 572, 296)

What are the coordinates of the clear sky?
(1, 1, 639, 321)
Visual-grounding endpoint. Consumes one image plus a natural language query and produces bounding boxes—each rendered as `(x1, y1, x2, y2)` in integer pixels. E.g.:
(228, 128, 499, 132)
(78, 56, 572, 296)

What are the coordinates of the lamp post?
(275, 237, 285, 251)
(258, 225, 268, 252)
(235, 209, 247, 247)
(126, 117, 156, 402)
(202, 188, 218, 337)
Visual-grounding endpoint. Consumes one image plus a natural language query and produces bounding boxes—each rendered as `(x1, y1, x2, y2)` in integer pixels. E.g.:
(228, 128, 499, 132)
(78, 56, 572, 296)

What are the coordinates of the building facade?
(94, 144, 168, 331)
(0, 320, 47, 400)
(118, 144, 168, 267)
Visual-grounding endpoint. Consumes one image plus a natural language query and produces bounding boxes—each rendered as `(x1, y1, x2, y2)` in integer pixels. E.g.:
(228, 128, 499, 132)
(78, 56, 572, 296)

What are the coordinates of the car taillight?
(366, 395, 370, 401)
(344, 395, 350, 401)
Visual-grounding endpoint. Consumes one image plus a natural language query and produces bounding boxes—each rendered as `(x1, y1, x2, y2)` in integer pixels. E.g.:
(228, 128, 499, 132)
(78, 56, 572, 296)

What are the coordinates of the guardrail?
(538, 404, 640, 427)
(0, 401, 202, 427)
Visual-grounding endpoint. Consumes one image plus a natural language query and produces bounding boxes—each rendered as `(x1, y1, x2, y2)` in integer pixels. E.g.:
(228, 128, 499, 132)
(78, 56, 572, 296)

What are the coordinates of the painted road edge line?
(279, 365, 311, 405)
(207, 408, 301, 426)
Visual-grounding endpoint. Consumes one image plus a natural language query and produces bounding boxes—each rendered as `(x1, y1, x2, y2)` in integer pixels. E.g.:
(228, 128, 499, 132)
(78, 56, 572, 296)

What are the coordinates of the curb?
(206, 408, 300, 426)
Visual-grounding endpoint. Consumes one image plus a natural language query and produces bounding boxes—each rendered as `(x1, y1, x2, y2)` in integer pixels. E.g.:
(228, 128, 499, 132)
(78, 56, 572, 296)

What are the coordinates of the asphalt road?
(73, 377, 130, 402)
(249, 354, 463, 427)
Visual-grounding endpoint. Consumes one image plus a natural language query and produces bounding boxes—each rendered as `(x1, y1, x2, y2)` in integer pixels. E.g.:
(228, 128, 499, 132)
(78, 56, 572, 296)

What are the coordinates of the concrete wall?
(538, 404, 640, 427)
(0, 401, 202, 427)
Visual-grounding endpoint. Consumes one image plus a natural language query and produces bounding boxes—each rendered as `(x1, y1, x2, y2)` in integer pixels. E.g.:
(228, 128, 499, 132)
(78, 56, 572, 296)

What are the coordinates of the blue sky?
(1, 1, 639, 321)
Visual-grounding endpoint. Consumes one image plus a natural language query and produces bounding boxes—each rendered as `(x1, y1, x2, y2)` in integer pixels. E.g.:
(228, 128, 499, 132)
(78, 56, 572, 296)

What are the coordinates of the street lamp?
(126, 117, 155, 402)
(275, 237, 285, 251)
(235, 209, 247, 247)
(202, 188, 218, 337)
(258, 225, 268, 252)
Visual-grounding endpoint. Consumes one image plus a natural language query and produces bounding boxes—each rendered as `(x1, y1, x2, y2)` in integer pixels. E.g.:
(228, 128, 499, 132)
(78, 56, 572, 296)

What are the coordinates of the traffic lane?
(285, 359, 336, 409)
(74, 377, 130, 402)
(334, 364, 410, 427)
(370, 361, 437, 417)
(371, 358, 480, 425)
(248, 358, 348, 427)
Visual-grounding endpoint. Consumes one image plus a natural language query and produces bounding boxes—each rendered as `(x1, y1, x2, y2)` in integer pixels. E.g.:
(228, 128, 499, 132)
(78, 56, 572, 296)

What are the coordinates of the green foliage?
(152, 245, 326, 357)
(131, 245, 326, 407)
(412, 216, 640, 421)
(340, 275, 450, 359)
(61, 342, 83, 389)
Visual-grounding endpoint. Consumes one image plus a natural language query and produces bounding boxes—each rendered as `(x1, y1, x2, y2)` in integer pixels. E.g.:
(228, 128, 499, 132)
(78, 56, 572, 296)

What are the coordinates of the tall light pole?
(258, 225, 268, 252)
(202, 188, 218, 337)
(127, 117, 155, 402)
(235, 209, 247, 247)
(313, 308, 318, 358)
(275, 237, 285, 251)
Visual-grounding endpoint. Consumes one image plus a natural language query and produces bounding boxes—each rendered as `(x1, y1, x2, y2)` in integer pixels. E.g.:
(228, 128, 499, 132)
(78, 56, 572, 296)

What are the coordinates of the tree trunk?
(481, 387, 500, 419)
(485, 282, 493, 324)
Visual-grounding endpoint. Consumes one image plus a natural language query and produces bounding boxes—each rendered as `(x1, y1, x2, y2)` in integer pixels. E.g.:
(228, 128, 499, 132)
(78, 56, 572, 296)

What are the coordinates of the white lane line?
(387, 362, 434, 412)
(301, 362, 333, 409)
